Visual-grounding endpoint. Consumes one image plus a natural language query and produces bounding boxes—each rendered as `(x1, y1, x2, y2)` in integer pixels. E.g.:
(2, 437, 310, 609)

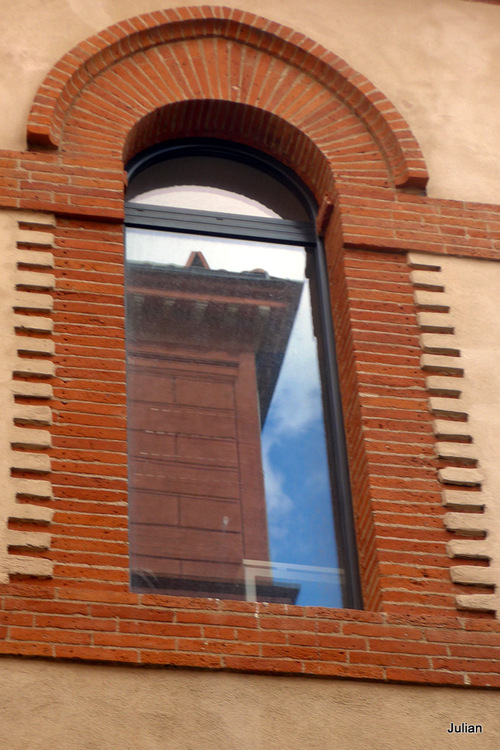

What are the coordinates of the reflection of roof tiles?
(185, 250, 271, 279)
(130, 259, 277, 282)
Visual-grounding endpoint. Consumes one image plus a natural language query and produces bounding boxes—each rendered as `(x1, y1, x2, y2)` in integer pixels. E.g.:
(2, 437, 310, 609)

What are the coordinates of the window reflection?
(126, 229, 343, 606)
(126, 155, 310, 220)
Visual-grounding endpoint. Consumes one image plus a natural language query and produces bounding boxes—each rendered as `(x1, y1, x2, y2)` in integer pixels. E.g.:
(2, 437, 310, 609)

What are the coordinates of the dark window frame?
(125, 139, 363, 610)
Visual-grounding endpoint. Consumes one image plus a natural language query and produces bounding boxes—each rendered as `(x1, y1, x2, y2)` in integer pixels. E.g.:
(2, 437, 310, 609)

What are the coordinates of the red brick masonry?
(2, 7, 500, 687)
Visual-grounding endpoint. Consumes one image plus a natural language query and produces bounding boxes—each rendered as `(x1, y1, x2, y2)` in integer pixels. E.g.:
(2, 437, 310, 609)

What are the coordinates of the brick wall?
(1, 7, 500, 688)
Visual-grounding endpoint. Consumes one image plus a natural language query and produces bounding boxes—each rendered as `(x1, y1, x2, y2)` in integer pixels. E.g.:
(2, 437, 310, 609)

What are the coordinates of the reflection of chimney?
(186, 250, 209, 269)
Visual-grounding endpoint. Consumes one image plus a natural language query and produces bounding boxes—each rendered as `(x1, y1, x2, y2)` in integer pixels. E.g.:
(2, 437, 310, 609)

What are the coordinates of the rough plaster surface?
(0, 212, 21, 583)
(0, 658, 498, 749)
(0, 0, 500, 202)
(438, 255, 500, 612)
(0, 211, 55, 581)
(410, 252, 500, 614)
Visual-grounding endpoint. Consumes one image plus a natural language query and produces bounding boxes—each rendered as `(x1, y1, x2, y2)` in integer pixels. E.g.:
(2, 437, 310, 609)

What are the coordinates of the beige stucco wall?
(0, 658, 498, 749)
(0, 212, 22, 582)
(1, 0, 500, 203)
(439, 255, 500, 609)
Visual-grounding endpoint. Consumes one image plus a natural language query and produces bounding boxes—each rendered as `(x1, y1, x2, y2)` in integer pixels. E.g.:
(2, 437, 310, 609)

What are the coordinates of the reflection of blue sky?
(262, 286, 342, 608)
(127, 228, 343, 607)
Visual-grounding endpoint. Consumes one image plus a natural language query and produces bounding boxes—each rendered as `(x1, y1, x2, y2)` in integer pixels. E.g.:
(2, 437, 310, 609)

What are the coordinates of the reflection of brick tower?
(127, 250, 302, 599)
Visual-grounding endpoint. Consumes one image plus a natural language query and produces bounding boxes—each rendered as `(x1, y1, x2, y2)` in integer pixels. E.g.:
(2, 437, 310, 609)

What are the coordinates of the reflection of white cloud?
(263, 285, 322, 442)
(127, 228, 305, 280)
(131, 186, 281, 218)
(268, 376, 321, 437)
(262, 282, 326, 560)
(262, 445, 294, 542)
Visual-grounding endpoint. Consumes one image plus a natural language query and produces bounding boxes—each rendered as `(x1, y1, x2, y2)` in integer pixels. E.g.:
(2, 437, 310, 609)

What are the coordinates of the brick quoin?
(1, 7, 500, 686)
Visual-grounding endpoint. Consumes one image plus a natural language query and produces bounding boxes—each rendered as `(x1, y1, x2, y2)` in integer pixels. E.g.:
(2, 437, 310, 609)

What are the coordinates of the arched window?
(125, 141, 362, 609)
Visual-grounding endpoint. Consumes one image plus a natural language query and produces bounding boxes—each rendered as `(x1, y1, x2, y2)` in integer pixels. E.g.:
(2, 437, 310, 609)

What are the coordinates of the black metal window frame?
(125, 139, 363, 610)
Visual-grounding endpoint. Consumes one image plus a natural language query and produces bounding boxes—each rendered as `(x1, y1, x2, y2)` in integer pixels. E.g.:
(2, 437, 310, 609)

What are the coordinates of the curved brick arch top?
(27, 6, 428, 191)
(123, 100, 338, 202)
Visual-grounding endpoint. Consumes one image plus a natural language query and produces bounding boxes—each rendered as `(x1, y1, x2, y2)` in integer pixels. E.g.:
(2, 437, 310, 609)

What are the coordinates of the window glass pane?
(126, 156, 310, 221)
(126, 227, 344, 607)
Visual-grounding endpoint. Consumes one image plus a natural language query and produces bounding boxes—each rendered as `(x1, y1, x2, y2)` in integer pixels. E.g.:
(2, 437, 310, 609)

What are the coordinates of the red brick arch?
(123, 100, 337, 201)
(20, 7, 434, 613)
(27, 6, 428, 194)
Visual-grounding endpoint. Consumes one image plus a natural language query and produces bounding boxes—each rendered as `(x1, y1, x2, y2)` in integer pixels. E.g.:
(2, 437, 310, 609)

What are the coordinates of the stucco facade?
(1, 657, 500, 749)
(1, 1, 500, 747)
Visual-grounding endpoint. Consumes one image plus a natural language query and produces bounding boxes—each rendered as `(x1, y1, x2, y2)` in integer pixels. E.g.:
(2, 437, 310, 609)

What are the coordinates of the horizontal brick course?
(1, 586, 498, 685)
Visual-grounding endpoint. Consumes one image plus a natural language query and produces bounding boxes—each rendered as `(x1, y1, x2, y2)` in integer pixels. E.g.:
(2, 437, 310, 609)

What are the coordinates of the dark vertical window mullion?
(313, 237, 364, 610)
